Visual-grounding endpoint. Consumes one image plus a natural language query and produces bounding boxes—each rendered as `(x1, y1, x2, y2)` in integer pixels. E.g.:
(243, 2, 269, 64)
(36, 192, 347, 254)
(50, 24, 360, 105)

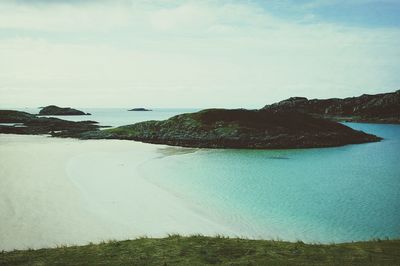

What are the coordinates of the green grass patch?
(1, 236, 399, 265)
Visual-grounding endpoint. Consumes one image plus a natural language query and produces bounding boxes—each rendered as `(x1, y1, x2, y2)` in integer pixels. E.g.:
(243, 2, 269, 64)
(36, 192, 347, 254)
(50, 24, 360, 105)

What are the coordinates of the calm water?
(15, 107, 199, 127)
(13, 108, 400, 242)
(140, 122, 400, 243)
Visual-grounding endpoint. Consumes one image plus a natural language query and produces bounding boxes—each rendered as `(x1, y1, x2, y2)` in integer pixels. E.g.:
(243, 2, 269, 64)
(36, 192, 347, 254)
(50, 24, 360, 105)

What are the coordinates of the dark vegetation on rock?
(128, 108, 152, 111)
(39, 105, 90, 116)
(0, 110, 101, 137)
(3, 91, 397, 149)
(1, 235, 399, 266)
(85, 108, 381, 149)
(263, 90, 400, 124)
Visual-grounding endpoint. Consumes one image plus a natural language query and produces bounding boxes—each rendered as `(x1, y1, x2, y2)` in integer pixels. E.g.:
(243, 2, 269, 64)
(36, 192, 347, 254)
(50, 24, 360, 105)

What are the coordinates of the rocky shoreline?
(0, 110, 101, 137)
(3, 90, 398, 149)
(263, 90, 400, 124)
(83, 109, 381, 149)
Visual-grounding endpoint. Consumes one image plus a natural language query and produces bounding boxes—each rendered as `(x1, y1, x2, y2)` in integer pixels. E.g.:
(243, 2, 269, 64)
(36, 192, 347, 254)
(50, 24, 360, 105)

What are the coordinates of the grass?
(1, 235, 399, 265)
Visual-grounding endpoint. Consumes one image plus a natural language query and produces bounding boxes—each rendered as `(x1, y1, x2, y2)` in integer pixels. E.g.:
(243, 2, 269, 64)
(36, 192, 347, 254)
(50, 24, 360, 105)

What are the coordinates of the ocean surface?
(15, 107, 200, 127)
(12, 108, 400, 243)
(141, 123, 400, 243)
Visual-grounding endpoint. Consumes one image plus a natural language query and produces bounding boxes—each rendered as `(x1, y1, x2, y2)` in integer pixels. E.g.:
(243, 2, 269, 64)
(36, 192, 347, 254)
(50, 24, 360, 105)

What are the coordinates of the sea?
(14, 107, 400, 243)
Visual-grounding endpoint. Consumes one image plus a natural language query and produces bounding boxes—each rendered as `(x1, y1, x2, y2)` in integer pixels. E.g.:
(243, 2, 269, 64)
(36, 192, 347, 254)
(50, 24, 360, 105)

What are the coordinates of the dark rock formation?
(262, 90, 400, 124)
(0, 110, 36, 123)
(128, 108, 152, 111)
(39, 105, 90, 116)
(83, 109, 381, 149)
(0, 110, 100, 137)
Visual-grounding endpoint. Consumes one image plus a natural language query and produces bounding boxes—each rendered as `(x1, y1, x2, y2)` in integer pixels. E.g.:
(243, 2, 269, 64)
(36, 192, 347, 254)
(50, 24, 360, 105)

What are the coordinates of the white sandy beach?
(0, 134, 234, 251)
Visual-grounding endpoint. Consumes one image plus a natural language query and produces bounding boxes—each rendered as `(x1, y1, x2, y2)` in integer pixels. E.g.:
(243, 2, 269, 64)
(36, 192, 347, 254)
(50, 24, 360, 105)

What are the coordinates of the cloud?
(0, 0, 399, 108)
(0, 1, 133, 32)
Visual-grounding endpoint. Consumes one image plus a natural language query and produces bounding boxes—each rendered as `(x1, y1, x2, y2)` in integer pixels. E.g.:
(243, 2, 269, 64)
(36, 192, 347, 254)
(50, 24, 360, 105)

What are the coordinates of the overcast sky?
(1, 0, 399, 108)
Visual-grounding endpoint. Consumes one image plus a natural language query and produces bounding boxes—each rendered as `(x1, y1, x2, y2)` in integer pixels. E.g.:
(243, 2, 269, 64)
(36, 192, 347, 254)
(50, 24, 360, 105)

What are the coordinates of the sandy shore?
(0, 134, 234, 251)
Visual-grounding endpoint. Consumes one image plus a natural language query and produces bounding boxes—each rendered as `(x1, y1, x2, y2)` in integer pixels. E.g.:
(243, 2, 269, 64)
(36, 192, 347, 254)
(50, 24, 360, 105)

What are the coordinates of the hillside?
(262, 90, 400, 124)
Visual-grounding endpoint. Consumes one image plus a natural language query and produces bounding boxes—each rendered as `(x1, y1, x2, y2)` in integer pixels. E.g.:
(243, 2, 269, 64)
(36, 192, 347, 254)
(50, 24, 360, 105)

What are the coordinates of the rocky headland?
(84, 108, 381, 149)
(262, 90, 400, 124)
(39, 105, 90, 116)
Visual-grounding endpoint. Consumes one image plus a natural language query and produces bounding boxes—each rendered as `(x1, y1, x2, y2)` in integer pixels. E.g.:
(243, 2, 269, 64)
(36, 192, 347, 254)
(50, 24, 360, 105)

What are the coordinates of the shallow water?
(140, 123, 400, 243)
(4, 108, 400, 243)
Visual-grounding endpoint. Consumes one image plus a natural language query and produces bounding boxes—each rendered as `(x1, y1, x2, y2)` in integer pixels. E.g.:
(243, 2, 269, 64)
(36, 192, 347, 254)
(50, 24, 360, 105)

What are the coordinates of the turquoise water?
(140, 122, 400, 243)
(13, 108, 400, 242)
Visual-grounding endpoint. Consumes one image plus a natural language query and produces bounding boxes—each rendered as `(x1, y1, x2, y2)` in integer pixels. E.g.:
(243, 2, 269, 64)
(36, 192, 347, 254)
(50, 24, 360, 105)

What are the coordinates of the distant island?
(85, 108, 381, 149)
(263, 90, 400, 124)
(39, 105, 91, 116)
(128, 108, 152, 111)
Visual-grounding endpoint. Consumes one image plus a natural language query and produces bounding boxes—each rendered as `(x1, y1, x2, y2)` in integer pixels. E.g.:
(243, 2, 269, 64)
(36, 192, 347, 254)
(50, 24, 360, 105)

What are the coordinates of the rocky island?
(128, 108, 152, 111)
(0, 110, 100, 137)
(39, 105, 90, 116)
(263, 90, 400, 124)
(84, 108, 381, 149)
(3, 90, 393, 149)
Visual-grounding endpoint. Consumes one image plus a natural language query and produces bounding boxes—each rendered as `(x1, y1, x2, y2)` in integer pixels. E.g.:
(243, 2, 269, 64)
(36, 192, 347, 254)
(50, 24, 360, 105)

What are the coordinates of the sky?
(0, 0, 399, 108)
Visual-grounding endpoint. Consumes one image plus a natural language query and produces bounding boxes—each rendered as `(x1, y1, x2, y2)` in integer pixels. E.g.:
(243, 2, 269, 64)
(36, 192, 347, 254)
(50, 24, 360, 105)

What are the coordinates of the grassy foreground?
(1, 235, 399, 265)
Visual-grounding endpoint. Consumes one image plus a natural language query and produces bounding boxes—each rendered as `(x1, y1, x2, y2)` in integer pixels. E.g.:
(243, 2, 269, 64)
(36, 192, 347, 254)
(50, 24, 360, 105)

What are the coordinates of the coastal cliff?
(262, 90, 400, 124)
(85, 108, 381, 149)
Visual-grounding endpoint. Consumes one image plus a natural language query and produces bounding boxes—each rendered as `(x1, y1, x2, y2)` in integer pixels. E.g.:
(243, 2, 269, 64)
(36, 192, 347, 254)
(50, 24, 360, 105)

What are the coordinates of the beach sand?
(0, 134, 234, 251)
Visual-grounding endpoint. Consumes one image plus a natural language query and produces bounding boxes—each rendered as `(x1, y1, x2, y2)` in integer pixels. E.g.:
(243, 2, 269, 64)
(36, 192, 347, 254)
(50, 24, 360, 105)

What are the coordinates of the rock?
(128, 108, 152, 111)
(0, 110, 36, 123)
(88, 108, 381, 149)
(262, 91, 400, 124)
(39, 105, 90, 116)
(0, 110, 101, 137)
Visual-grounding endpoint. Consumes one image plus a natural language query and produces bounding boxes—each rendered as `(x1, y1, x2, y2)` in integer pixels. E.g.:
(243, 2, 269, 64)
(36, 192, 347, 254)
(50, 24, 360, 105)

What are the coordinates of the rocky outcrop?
(83, 108, 381, 149)
(262, 90, 400, 124)
(39, 105, 90, 116)
(128, 108, 152, 111)
(0, 110, 100, 137)
(0, 110, 36, 123)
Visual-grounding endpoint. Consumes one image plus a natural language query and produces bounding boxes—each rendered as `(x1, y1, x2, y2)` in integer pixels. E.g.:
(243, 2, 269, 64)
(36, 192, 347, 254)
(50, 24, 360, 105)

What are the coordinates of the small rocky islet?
(39, 105, 91, 116)
(128, 108, 152, 111)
